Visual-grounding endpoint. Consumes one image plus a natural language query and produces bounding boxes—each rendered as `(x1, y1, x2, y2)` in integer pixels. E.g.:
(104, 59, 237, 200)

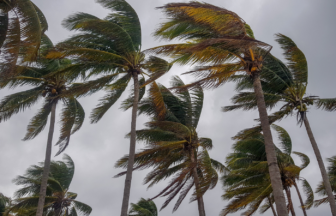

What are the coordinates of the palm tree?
(0, 0, 48, 78)
(128, 198, 157, 216)
(46, 1, 172, 215)
(313, 156, 336, 208)
(222, 124, 313, 216)
(0, 193, 13, 216)
(222, 33, 336, 215)
(150, 3, 288, 215)
(0, 35, 85, 216)
(8, 154, 92, 216)
(116, 76, 226, 216)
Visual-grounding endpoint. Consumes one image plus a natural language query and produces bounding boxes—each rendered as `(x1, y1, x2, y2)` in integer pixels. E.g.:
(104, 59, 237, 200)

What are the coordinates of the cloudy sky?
(1, 0, 336, 215)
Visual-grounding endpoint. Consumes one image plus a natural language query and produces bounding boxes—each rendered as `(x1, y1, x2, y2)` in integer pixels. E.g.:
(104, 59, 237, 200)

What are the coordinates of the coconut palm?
(222, 33, 336, 215)
(222, 125, 313, 216)
(46, 1, 172, 215)
(128, 198, 157, 216)
(150, 3, 288, 214)
(0, 193, 13, 216)
(0, 35, 85, 216)
(116, 76, 226, 216)
(0, 0, 48, 78)
(313, 156, 336, 208)
(8, 154, 92, 216)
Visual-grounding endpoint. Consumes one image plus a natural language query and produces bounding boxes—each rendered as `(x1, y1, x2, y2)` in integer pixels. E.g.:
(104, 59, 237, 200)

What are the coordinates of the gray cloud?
(0, 0, 335, 215)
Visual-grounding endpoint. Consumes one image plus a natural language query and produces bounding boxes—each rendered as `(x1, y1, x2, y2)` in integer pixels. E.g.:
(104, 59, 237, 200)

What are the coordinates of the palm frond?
(271, 124, 292, 155)
(292, 151, 310, 170)
(301, 179, 314, 209)
(56, 98, 85, 155)
(23, 101, 53, 140)
(315, 98, 336, 112)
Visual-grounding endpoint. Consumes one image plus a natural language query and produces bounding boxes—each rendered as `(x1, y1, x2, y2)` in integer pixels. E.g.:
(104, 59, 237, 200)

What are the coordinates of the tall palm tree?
(0, 35, 85, 216)
(116, 76, 226, 216)
(8, 154, 92, 216)
(222, 33, 336, 215)
(128, 198, 157, 216)
(46, 1, 172, 215)
(222, 124, 313, 216)
(150, 3, 288, 215)
(313, 156, 336, 208)
(0, 0, 48, 78)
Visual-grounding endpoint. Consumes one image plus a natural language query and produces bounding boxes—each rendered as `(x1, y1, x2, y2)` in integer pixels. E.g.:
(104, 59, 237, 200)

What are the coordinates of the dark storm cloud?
(0, 1, 335, 215)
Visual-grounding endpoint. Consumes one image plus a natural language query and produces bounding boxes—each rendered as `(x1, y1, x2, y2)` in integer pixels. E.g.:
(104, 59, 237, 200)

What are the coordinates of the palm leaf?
(23, 101, 52, 140)
(315, 98, 336, 112)
(271, 124, 292, 155)
(292, 151, 310, 170)
(72, 200, 92, 216)
(275, 33, 308, 84)
(301, 179, 314, 209)
(56, 97, 85, 155)
(98, 0, 142, 50)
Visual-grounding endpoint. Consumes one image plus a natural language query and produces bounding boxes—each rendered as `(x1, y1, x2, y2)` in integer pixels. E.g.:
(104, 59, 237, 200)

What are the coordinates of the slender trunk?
(252, 73, 288, 216)
(190, 148, 206, 216)
(120, 72, 140, 216)
(293, 181, 308, 216)
(36, 102, 56, 216)
(268, 196, 277, 216)
(303, 116, 336, 216)
(285, 187, 296, 216)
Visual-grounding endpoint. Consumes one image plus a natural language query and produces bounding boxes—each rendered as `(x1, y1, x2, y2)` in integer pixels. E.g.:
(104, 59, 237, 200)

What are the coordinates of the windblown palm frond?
(116, 76, 225, 212)
(8, 155, 92, 216)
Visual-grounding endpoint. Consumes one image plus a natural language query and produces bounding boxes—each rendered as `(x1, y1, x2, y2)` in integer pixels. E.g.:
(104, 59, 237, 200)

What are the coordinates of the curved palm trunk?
(293, 181, 308, 216)
(268, 196, 277, 216)
(252, 73, 288, 216)
(190, 148, 206, 216)
(303, 116, 336, 216)
(36, 102, 57, 216)
(120, 72, 140, 216)
(285, 187, 296, 216)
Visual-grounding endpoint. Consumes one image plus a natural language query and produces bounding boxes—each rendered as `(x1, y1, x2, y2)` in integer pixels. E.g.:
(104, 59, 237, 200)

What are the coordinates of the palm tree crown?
(222, 125, 313, 216)
(9, 154, 92, 216)
(116, 76, 226, 214)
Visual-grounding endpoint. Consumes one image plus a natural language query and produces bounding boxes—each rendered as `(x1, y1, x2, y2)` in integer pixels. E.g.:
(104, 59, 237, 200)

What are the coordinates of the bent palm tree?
(223, 33, 336, 215)
(0, 0, 48, 78)
(116, 76, 226, 216)
(0, 35, 85, 216)
(47, 1, 172, 215)
(9, 154, 92, 216)
(222, 125, 313, 216)
(313, 156, 336, 208)
(151, 3, 288, 215)
(128, 198, 157, 216)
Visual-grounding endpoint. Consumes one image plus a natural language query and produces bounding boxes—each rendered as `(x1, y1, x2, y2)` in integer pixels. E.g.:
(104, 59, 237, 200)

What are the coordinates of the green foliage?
(0, 34, 85, 154)
(128, 198, 157, 216)
(116, 76, 225, 212)
(221, 125, 312, 215)
(9, 155, 92, 216)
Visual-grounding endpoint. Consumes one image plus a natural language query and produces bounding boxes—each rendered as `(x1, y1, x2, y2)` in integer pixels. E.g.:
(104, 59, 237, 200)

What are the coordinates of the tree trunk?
(303, 116, 336, 216)
(190, 148, 206, 216)
(268, 196, 277, 216)
(285, 187, 296, 216)
(252, 73, 288, 216)
(36, 102, 56, 216)
(293, 181, 308, 216)
(120, 72, 140, 216)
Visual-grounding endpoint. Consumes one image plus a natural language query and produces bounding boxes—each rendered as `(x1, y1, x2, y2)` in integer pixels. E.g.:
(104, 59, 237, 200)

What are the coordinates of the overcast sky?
(1, 0, 336, 215)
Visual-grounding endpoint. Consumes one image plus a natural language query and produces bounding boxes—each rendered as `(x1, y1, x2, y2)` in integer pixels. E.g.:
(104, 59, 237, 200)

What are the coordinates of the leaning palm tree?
(222, 124, 313, 216)
(0, 35, 85, 216)
(313, 156, 336, 208)
(128, 198, 157, 216)
(116, 76, 226, 216)
(150, 3, 288, 214)
(222, 33, 336, 215)
(8, 154, 92, 216)
(46, 1, 172, 215)
(0, 0, 48, 78)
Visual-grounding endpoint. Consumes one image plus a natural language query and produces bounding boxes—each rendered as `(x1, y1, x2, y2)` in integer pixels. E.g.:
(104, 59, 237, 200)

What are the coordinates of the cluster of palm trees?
(0, 0, 335, 216)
